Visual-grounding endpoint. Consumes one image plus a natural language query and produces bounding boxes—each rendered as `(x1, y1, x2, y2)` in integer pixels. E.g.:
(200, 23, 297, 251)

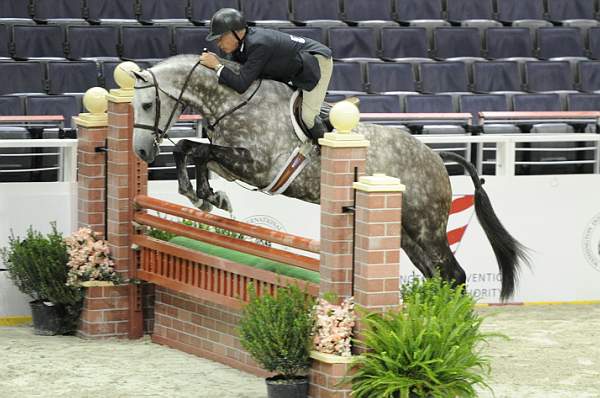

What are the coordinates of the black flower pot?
(265, 375, 309, 398)
(29, 300, 62, 336)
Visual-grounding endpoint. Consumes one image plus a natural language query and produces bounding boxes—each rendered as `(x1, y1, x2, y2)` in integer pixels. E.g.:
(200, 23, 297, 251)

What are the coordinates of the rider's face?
(217, 32, 240, 54)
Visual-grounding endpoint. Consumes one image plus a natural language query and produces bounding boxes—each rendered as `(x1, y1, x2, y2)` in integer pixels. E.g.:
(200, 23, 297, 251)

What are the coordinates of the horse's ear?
(132, 70, 148, 83)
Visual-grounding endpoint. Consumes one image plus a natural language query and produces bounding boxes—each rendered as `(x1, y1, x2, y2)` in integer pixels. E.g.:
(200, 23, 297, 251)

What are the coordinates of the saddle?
(261, 92, 359, 195)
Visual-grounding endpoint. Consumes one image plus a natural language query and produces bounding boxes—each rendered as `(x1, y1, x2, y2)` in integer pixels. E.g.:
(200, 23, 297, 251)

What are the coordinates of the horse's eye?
(142, 102, 153, 111)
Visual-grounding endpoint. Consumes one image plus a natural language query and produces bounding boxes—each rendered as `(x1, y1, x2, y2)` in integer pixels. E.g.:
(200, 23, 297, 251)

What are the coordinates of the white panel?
(0, 182, 76, 317)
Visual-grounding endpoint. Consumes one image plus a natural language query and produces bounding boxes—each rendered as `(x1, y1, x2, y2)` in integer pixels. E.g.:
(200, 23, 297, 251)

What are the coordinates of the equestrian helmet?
(206, 8, 247, 41)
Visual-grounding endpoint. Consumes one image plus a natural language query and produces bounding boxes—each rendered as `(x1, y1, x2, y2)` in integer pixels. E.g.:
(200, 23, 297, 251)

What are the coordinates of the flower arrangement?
(313, 296, 356, 356)
(65, 228, 120, 286)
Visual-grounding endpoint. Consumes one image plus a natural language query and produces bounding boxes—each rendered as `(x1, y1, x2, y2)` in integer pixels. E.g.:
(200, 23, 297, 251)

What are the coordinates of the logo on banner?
(447, 195, 476, 254)
(582, 213, 600, 272)
(244, 215, 286, 232)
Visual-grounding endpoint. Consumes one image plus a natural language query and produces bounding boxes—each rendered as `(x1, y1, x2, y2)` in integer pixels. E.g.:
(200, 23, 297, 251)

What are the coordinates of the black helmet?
(206, 8, 247, 41)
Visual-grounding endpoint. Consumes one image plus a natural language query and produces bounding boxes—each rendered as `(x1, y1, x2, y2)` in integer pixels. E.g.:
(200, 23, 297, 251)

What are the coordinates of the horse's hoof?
(214, 191, 233, 213)
(192, 199, 213, 212)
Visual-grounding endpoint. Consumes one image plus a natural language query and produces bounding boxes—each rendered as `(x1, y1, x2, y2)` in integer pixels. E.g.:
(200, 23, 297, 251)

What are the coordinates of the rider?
(199, 8, 333, 141)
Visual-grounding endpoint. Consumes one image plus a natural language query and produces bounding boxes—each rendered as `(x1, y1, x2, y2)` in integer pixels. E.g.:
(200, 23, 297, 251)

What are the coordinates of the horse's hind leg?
(401, 227, 436, 279)
(418, 235, 467, 288)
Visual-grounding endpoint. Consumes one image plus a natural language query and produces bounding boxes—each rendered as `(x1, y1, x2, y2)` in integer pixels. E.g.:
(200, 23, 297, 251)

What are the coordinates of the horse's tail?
(438, 151, 529, 301)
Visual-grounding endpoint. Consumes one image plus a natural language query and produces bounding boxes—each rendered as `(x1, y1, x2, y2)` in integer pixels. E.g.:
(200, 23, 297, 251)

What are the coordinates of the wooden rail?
(134, 195, 320, 254)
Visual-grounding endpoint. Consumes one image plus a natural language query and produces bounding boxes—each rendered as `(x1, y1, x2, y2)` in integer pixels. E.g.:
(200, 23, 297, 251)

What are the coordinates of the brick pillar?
(352, 174, 404, 352)
(310, 101, 368, 398)
(74, 88, 109, 239)
(353, 174, 404, 313)
(318, 106, 369, 300)
(75, 87, 132, 338)
(105, 63, 147, 338)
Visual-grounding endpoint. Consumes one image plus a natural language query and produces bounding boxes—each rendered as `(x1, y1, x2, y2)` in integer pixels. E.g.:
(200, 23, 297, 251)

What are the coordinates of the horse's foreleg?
(173, 140, 208, 209)
(186, 143, 253, 212)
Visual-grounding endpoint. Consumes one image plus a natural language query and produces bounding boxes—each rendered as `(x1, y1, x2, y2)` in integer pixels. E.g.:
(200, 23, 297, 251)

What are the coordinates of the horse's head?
(132, 68, 184, 163)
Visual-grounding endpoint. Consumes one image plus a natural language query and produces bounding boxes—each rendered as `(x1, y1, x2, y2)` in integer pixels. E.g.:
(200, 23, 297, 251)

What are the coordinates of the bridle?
(133, 60, 203, 145)
(133, 59, 262, 147)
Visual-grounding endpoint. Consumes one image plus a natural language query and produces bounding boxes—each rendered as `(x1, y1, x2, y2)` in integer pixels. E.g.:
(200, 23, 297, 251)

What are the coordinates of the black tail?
(439, 152, 530, 301)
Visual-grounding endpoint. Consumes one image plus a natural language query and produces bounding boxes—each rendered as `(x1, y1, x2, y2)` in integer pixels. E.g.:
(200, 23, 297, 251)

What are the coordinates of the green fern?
(350, 276, 497, 398)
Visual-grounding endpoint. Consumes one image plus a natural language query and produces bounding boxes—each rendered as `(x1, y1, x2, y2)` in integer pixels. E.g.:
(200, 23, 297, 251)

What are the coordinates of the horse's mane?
(151, 54, 242, 76)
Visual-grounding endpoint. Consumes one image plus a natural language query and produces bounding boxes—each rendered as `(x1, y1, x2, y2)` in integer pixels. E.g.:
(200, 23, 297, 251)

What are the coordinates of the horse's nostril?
(139, 149, 146, 158)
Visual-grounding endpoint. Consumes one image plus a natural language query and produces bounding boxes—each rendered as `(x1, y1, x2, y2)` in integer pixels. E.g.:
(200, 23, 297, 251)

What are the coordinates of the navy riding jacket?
(219, 27, 332, 93)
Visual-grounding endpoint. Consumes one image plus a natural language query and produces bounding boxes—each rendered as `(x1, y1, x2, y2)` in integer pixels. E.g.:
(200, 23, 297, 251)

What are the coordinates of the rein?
(133, 60, 263, 142)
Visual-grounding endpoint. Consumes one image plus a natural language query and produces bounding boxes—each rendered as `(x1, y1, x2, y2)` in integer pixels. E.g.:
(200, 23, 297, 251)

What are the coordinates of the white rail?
(0, 139, 78, 182)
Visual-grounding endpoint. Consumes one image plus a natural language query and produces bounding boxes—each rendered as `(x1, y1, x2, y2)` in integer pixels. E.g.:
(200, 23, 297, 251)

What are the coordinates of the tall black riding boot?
(307, 115, 327, 142)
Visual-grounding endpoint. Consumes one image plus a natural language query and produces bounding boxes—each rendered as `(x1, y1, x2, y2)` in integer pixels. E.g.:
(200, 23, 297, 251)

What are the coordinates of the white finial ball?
(114, 61, 141, 90)
(83, 87, 109, 114)
(329, 100, 360, 133)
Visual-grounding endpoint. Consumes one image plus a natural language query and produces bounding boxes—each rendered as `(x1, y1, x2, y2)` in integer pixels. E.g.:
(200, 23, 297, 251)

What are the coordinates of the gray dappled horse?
(131, 55, 528, 300)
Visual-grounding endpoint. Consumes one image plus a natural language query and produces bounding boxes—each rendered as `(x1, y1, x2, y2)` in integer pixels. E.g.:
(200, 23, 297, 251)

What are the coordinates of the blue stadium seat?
(590, 28, 600, 60)
(0, 96, 25, 115)
(524, 61, 575, 92)
(405, 94, 465, 134)
(291, 0, 345, 27)
(47, 61, 99, 94)
(26, 95, 82, 128)
(341, 0, 397, 26)
(394, 0, 443, 21)
(578, 61, 600, 92)
(496, 0, 544, 23)
(420, 62, 469, 94)
(472, 61, 522, 93)
(513, 93, 562, 111)
(458, 94, 515, 131)
(173, 27, 219, 55)
(240, 0, 294, 27)
(138, 0, 190, 24)
(66, 25, 120, 60)
(433, 27, 483, 60)
(546, 0, 596, 21)
(0, 62, 46, 94)
(12, 25, 66, 60)
(405, 94, 453, 112)
(120, 26, 172, 62)
(279, 27, 325, 45)
(86, 0, 139, 23)
(567, 93, 600, 110)
(355, 95, 401, 113)
(328, 27, 379, 61)
(189, 0, 239, 25)
(537, 27, 587, 60)
(0, 1, 32, 22)
(0, 24, 11, 59)
(485, 27, 534, 59)
(446, 0, 494, 21)
(32, 0, 86, 23)
(328, 62, 365, 94)
(380, 27, 430, 61)
(366, 62, 416, 94)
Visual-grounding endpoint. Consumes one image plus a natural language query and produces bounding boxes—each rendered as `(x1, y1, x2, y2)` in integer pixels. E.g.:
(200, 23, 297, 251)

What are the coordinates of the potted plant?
(349, 276, 497, 398)
(239, 283, 316, 398)
(64, 227, 121, 287)
(0, 223, 83, 335)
